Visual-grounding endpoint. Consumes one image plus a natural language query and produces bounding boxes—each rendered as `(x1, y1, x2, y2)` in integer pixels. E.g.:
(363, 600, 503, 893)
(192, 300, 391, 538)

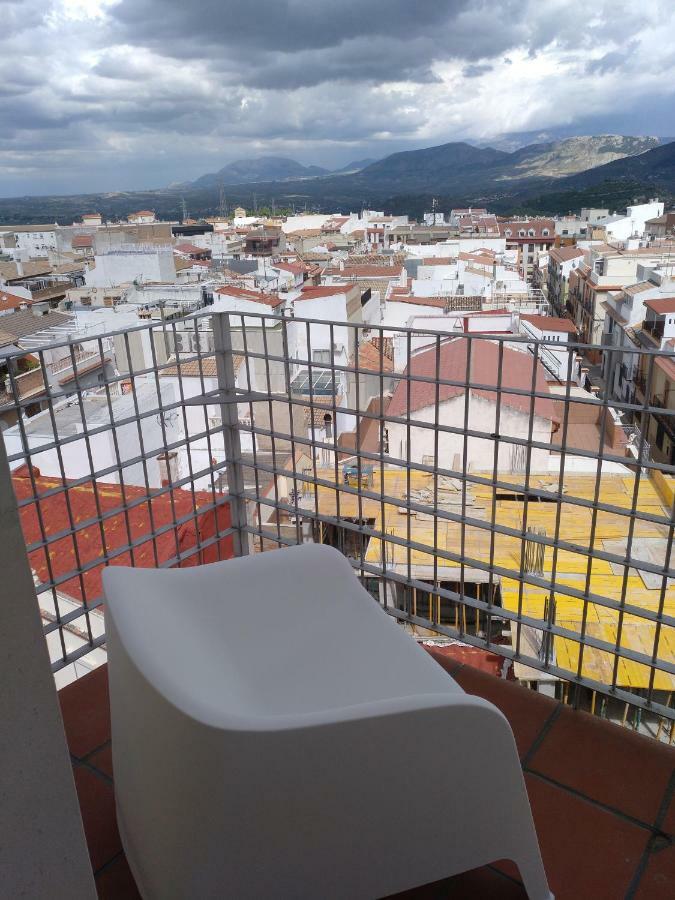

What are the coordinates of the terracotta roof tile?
(520, 314, 577, 334)
(387, 338, 557, 422)
(12, 467, 232, 603)
(644, 297, 675, 315)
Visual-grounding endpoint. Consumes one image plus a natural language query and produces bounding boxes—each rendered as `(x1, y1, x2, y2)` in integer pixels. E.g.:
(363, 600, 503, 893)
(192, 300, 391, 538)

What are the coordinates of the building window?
(313, 349, 332, 364)
(505, 229, 512, 237)
(542, 229, 549, 236)
(323, 413, 333, 439)
(519, 230, 526, 237)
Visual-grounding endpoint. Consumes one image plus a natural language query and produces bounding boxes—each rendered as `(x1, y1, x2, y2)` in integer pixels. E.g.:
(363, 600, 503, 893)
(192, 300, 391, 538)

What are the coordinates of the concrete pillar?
(0, 438, 96, 898)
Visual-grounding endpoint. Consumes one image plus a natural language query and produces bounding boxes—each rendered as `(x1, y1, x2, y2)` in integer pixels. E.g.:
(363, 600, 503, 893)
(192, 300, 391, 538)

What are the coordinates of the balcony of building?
(63, 656, 675, 899)
(2, 311, 675, 899)
(644, 319, 665, 344)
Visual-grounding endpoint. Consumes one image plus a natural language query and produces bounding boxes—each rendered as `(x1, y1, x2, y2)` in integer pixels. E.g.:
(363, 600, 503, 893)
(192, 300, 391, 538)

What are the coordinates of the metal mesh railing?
(1, 315, 235, 686)
(211, 311, 675, 733)
(2, 307, 675, 736)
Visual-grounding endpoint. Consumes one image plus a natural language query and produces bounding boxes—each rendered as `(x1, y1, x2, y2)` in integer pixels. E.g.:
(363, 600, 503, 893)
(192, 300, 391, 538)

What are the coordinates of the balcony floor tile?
(523, 772, 649, 900)
(63, 661, 675, 900)
(73, 765, 121, 873)
(449, 661, 558, 759)
(634, 836, 675, 899)
(59, 664, 111, 758)
(95, 855, 142, 900)
(527, 705, 675, 826)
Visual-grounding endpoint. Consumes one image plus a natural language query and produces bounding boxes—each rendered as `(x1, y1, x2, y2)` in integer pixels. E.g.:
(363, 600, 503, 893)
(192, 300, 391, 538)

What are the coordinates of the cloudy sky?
(1, 0, 674, 196)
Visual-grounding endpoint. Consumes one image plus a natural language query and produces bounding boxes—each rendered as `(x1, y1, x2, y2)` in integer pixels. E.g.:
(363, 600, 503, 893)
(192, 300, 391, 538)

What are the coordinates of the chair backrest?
(104, 543, 457, 725)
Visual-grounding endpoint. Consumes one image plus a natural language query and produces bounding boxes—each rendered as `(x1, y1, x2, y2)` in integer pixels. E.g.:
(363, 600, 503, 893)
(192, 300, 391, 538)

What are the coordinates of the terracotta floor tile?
(89, 743, 114, 779)
(73, 766, 122, 872)
(527, 706, 675, 825)
(524, 773, 646, 900)
(634, 837, 675, 899)
(660, 786, 675, 837)
(423, 646, 464, 677)
(96, 854, 142, 900)
(451, 664, 557, 758)
(59, 664, 111, 758)
(387, 865, 527, 899)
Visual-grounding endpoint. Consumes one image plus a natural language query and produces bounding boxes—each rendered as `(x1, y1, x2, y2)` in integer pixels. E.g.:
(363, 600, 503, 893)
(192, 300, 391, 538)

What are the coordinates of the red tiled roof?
(354, 339, 394, 373)
(458, 251, 496, 263)
(298, 285, 353, 300)
(326, 265, 403, 278)
(387, 338, 557, 421)
(644, 297, 675, 315)
(13, 466, 232, 603)
(174, 242, 208, 255)
(272, 260, 306, 275)
(0, 290, 31, 313)
(655, 355, 675, 381)
(71, 235, 93, 249)
(500, 219, 555, 240)
(550, 246, 584, 263)
(387, 295, 449, 308)
(215, 285, 282, 307)
(520, 314, 577, 334)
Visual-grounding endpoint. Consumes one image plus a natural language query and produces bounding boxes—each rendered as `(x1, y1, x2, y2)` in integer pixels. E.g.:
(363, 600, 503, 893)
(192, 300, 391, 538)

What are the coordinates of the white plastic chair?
(103, 543, 553, 900)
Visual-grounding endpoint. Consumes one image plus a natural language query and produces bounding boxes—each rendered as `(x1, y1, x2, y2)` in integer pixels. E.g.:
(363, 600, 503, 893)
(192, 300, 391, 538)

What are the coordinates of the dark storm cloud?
(109, 0, 527, 89)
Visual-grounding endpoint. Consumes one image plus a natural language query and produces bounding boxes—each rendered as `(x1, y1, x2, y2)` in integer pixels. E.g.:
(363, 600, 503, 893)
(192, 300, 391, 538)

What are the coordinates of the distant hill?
(332, 158, 378, 174)
(503, 135, 661, 180)
(191, 156, 330, 188)
(554, 139, 675, 191)
(352, 142, 509, 193)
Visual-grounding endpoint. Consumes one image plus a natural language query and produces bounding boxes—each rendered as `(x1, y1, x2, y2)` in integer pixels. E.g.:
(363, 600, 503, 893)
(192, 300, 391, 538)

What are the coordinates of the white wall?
(387, 393, 553, 472)
(14, 229, 58, 257)
(86, 247, 176, 287)
(3, 381, 180, 487)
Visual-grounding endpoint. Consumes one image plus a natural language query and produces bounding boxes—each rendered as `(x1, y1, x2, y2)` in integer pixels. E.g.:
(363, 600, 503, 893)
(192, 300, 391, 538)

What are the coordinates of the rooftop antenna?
(181, 196, 188, 223)
(218, 182, 227, 218)
(253, 193, 258, 214)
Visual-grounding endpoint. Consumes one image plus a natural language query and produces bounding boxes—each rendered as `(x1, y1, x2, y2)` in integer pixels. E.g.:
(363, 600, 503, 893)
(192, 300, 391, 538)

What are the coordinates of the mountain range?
(0, 136, 672, 226)
(184, 136, 662, 195)
(188, 156, 377, 188)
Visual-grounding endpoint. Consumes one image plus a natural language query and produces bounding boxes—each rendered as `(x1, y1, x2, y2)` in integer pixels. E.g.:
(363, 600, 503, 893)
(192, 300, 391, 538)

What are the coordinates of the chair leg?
(512, 849, 554, 900)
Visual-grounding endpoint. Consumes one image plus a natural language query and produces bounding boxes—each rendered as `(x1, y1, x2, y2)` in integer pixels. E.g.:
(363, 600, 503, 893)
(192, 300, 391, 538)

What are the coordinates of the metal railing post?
(213, 311, 250, 557)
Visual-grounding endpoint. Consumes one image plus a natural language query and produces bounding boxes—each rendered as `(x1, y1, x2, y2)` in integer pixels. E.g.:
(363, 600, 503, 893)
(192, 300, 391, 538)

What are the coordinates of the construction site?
(267, 459, 675, 735)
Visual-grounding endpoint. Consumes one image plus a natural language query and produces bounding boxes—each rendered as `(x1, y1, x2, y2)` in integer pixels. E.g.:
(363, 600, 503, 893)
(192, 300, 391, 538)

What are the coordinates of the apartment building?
(499, 218, 556, 281)
(547, 245, 585, 316)
(568, 244, 675, 355)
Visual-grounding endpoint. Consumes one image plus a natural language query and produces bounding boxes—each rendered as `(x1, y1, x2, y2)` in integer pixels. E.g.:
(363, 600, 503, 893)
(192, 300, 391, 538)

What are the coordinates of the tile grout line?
(624, 769, 675, 899)
(93, 849, 125, 879)
(71, 752, 114, 786)
(524, 769, 660, 834)
(520, 702, 562, 768)
(79, 737, 112, 764)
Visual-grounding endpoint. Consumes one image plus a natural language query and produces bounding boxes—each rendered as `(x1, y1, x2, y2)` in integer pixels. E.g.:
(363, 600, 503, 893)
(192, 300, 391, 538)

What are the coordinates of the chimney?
(15, 259, 23, 278)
